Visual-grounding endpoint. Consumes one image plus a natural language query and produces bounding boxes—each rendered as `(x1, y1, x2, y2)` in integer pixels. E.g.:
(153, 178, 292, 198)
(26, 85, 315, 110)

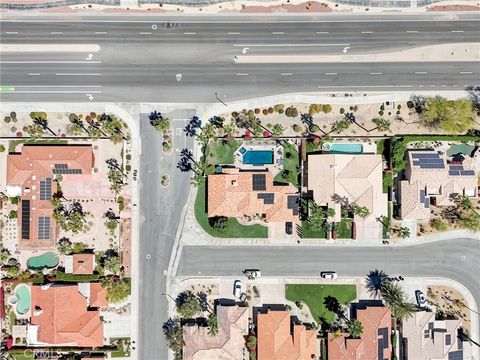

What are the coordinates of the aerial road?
(1, 13, 479, 102)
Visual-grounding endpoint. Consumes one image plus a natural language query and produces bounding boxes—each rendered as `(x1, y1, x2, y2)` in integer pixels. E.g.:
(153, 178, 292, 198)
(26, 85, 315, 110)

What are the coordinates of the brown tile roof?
(207, 168, 298, 223)
(6, 145, 94, 249)
(257, 309, 318, 360)
(72, 254, 95, 275)
(30, 284, 103, 347)
(328, 305, 391, 360)
(183, 305, 249, 360)
(89, 283, 108, 308)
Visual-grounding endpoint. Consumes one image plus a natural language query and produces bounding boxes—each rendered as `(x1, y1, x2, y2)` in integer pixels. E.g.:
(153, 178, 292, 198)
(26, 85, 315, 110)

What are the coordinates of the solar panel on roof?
(377, 327, 389, 360)
(460, 170, 475, 176)
(448, 350, 464, 360)
(21, 200, 30, 240)
(420, 163, 445, 169)
(38, 216, 50, 240)
(449, 171, 460, 176)
(418, 159, 444, 164)
(257, 193, 274, 205)
(39, 178, 52, 200)
(252, 174, 266, 191)
(450, 166, 464, 171)
(412, 153, 440, 159)
(287, 195, 299, 215)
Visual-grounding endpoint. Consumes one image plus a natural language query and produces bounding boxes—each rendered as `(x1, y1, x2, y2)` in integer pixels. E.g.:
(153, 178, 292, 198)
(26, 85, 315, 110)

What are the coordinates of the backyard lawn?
(286, 284, 357, 324)
(195, 179, 268, 238)
(301, 220, 328, 239)
(274, 142, 300, 187)
(335, 219, 353, 239)
(205, 139, 239, 165)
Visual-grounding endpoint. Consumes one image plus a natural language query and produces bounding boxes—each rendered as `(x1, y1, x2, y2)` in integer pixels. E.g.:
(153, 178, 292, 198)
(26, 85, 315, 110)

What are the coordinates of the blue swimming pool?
(329, 143, 363, 154)
(243, 150, 274, 166)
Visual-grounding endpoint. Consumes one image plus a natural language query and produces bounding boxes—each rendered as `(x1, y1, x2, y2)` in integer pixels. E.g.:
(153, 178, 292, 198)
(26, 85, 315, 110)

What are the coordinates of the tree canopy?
(422, 97, 475, 134)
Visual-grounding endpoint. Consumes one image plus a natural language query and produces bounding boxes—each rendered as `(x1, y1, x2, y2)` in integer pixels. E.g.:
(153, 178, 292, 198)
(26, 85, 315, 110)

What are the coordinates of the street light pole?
(161, 292, 176, 303)
(214, 92, 228, 107)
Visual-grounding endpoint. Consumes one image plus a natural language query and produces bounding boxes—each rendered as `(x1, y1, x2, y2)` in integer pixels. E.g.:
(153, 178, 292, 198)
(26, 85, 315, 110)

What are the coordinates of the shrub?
(268, 107, 274, 114)
(262, 109, 269, 115)
(278, 109, 284, 114)
(339, 108, 345, 114)
(431, 219, 448, 231)
(4, 116, 11, 123)
(163, 142, 171, 151)
(309, 124, 320, 133)
(10, 196, 19, 205)
(125, 165, 131, 172)
(285, 107, 299, 118)
(308, 104, 321, 115)
(353, 105, 358, 112)
(126, 154, 131, 160)
(274, 104, 285, 112)
(0, 145, 5, 153)
(254, 108, 260, 114)
(231, 111, 238, 118)
(292, 124, 302, 133)
(8, 210, 17, 219)
(209, 216, 228, 232)
(322, 104, 332, 113)
(407, 100, 414, 109)
(378, 110, 384, 116)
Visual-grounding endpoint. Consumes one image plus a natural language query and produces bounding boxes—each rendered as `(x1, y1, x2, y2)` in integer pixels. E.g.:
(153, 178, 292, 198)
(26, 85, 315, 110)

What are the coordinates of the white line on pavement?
(10, 85, 102, 87)
(272, 32, 285, 34)
(361, 31, 374, 34)
(0, 61, 102, 64)
(95, 31, 108, 34)
(27, 73, 40, 76)
(451, 30, 464, 33)
(459, 71, 473, 74)
(318, 85, 413, 88)
(280, 73, 293, 76)
(12, 90, 102, 93)
(55, 73, 101, 76)
(11, 19, 479, 23)
(183, 32, 197, 35)
(415, 72, 428, 74)
(405, 30, 419, 33)
(235, 73, 249, 76)
(6, 32, 18, 34)
(316, 31, 329, 34)
(139, 32, 152, 35)
(228, 32, 241, 35)
(50, 32, 63, 35)
(234, 43, 349, 47)
(325, 72, 338, 75)
(370, 72, 383, 75)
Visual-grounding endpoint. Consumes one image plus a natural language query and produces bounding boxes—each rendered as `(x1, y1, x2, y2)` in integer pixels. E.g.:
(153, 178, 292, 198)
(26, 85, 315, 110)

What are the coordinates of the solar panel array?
(52, 163, 83, 175)
(419, 190, 430, 209)
(21, 200, 31, 240)
(39, 178, 52, 200)
(258, 193, 274, 204)
(412, 153, 445, 169)
(38, 216, 51, 240)
(252, 174, 266, 191)
(377, 327, 389, 360)
(446, 334, 452, 346)
(287, 195, 299, 215)
(448, 350, 464, 360)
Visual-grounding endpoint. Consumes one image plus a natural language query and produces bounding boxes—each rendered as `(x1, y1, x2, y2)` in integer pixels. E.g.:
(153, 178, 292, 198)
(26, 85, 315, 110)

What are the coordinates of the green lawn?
(274, 142, 300, 187)
(9, 311, 16, 331)
(306, 139, 323, 153)
(195, 179, 268, 238)
(8, 351, 31, 360)
(110, 337, 131, 358)
(335, 219, 353, 239)
(301, 220, 328, 239)
(206, 139, 239, 165)
(286, 284, 357, 324)
(376, 139, 385, 156)
(8, 139, 68, 153)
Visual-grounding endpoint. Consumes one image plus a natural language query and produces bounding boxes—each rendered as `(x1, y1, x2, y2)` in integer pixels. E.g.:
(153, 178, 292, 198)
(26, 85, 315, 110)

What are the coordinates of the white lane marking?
(234, 43, 349, 47)
(235, 73, 249, 76)
(11, 85, 102, 87)
(316, 31, 329, 34)
(405, 30, 419, 33)
(361, 31, 374, 34)
(441, 85, 447, 87)
(453, 85, 458, 87)
(5, 19, 480, 23)
(325, 72, 338, 75)
(94, 31, 108, 34)
(281, 73, 293, 76)
(415, 71, 428, 74)
(12, 90, 102, 93)
(28, 73, 41, 76)
(139, 32, 152, 35)
(451, 30, 464, 33)
(184, 32, 197, 35)
(318, 85, 413, 88)
(370, 72, 383, 75)
(55, 73, 101, 76)
(459, 71, 473, 74)
(6, 31, 18, 34)
(0, 61, 102, 64)
(228, 32, 241, 34)
(50, 32, 63, 35)
(272, 32, 285, 34)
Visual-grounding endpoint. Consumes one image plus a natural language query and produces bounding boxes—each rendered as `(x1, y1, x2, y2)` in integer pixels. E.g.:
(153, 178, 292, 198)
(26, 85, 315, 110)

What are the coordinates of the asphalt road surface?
(1, 13, 480, 102)
(177, 238, 480, 338)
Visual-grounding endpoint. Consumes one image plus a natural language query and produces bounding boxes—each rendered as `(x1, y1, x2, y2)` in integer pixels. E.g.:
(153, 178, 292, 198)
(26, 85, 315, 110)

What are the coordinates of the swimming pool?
(27, 252, 59, 270)
(327, 143, 364, 154)
(15, 284, 30, 315)
(243, 150, 274, 166)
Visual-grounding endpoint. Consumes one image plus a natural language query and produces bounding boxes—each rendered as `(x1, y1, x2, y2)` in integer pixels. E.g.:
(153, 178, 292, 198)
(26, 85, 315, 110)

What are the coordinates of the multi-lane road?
(1, 13, 480, 102)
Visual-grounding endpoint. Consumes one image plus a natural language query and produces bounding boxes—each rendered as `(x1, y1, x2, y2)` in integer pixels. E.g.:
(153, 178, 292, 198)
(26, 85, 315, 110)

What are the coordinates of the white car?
(321, 271, 338, 279)
(233, 280, 242, 298)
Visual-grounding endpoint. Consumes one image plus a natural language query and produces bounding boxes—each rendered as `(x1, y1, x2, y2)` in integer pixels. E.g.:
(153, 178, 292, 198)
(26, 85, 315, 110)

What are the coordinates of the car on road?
(243, 269, 261, 280)
(233, 280, 242, 298)
(321, 271, 337, 279)
(415, 290, 428, 308)
(285, 222, 293, 235)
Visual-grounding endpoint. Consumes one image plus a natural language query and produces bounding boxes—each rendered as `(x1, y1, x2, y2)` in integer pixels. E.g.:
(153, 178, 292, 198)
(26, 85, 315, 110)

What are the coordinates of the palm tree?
(309, 203, 326, 232)
(270, 124, 285, 137)
(380, 282, 416, 329)
(207, 313, 218, 336)
(300, 113, 313, 127)
(346, 319, 363, 339)
(456, 195, 473, 210)
(397, 227, 411, 239)
(222, 123, 237, 138)
(326, 208, 336, 218)
(365, 269, 390, 299)
(354, 206, 370, 219)
(33, 116, 57, 136)
(208, 116, 224, 129)
(177, 158, 193, 173)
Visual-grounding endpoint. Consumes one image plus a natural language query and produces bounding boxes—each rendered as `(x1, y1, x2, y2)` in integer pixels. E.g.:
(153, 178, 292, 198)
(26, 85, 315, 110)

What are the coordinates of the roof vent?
(232, 180, 238, 186)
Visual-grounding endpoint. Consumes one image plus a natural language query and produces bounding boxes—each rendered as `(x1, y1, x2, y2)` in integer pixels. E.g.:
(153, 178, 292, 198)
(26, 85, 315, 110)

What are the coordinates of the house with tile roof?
(399, 151, 478, 221)
(64, 253, 95, 275)
(6, 145, 94, 249)
(207, 168, 299, 223)
(328, 304, 391, 360)
(401, 310, 470, 360)
(29, 283, 104, 347)
(256, 309, 318, 360)
(183, 305, 249, 360)
(306, 153, 387, 224)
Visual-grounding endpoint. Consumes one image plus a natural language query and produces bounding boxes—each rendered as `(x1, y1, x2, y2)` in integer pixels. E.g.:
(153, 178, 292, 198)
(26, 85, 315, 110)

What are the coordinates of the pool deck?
(233, 140, 283, 173)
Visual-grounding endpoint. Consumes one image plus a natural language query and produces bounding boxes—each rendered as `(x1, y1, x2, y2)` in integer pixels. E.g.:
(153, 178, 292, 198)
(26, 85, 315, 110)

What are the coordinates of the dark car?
(285, 222, 293, 235)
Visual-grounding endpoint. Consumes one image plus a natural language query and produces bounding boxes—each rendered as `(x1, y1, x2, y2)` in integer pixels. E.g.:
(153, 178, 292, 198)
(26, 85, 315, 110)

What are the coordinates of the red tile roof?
(72, 254, 95, 275)
(328, 305, 391, 360)
(89, 282, 108, 308)
(31, 284, 103, 347)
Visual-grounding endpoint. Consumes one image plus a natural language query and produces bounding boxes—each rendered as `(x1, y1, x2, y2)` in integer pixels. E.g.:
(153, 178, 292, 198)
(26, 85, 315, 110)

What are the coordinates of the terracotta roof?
(89, 283, 108, 308)
(207, 168, 298, 223)
(307, 154, 387, 222)
(328, 305, 391, 360)
(30, 284, 103, 347)
(6, 145, 93, 249)
(183, 305, 249, 360)
(72, 254, 95, 275)
(257, 309, 318, 360)
(400, 151, 478, 220)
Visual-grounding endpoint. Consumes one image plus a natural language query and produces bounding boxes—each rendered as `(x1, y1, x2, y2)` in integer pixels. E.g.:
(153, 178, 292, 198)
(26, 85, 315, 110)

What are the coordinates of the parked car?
(233, 280, 242, 297)
(415, 290, 428, 308)
(285, 222, 293, 235)
(243, 269, 261, 279)
(321, 271, 337, 279)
